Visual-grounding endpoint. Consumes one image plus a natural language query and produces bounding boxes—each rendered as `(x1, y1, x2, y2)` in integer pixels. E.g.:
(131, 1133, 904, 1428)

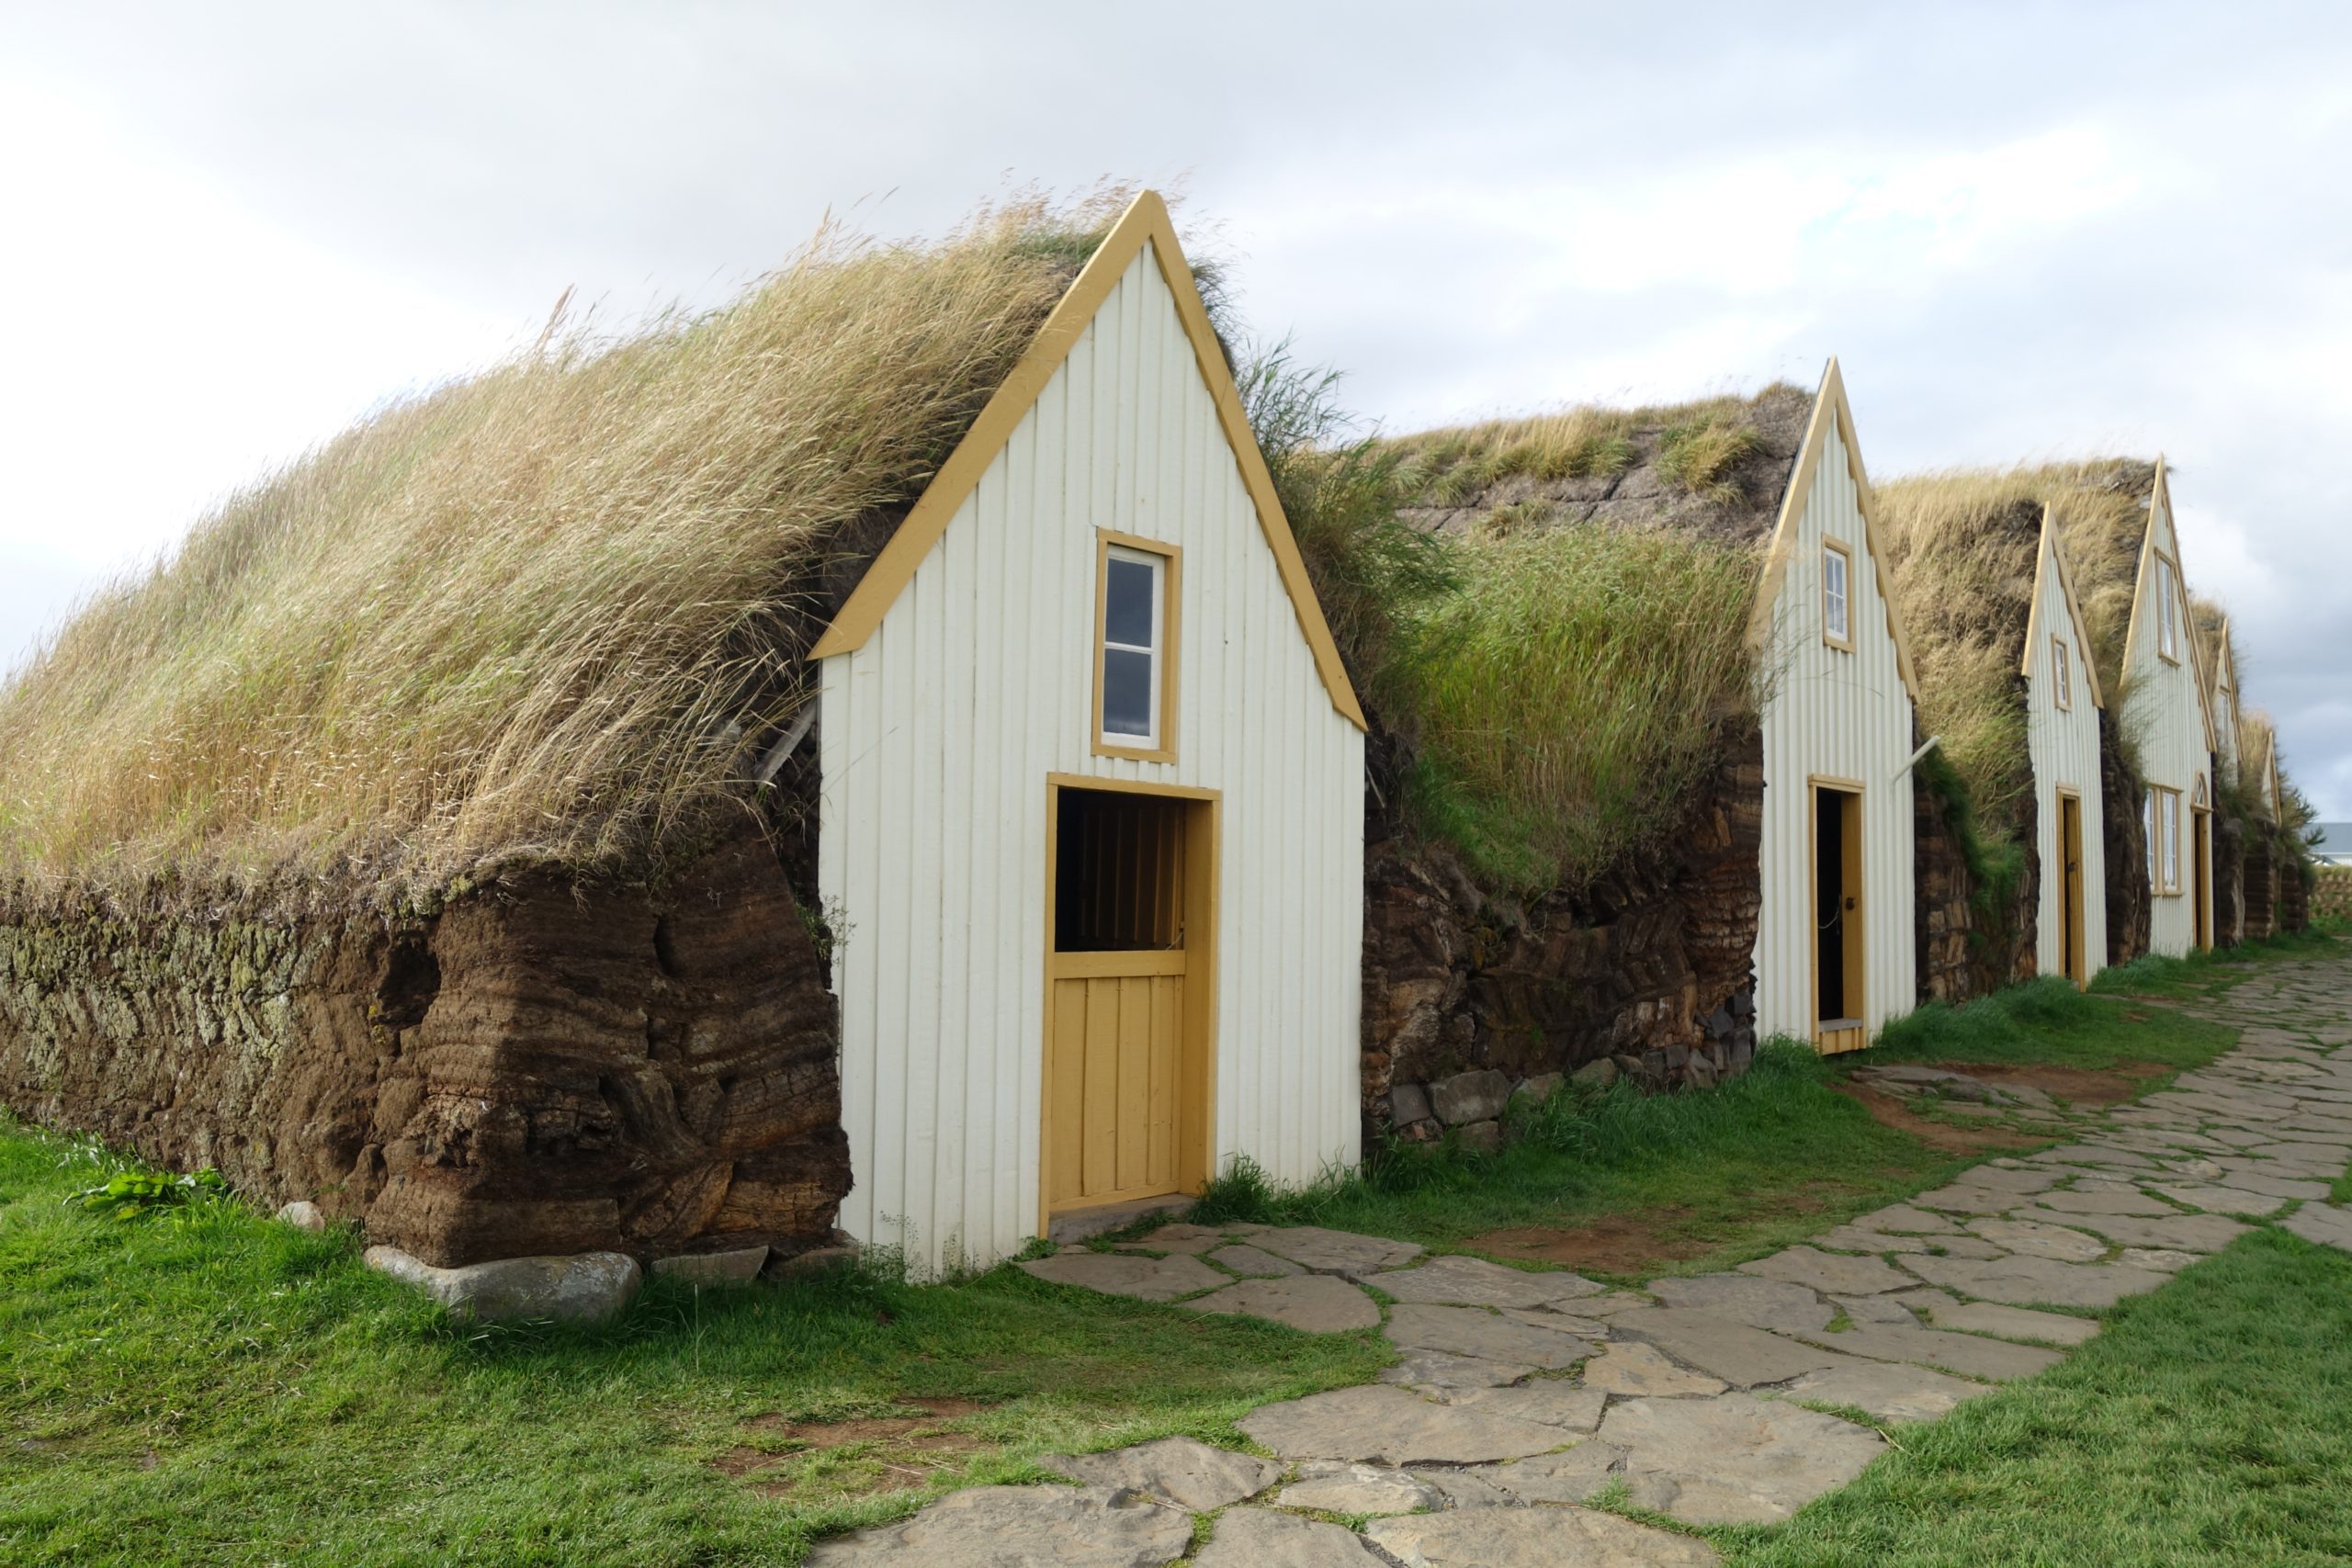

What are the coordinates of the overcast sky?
(4, 2, 2347, 815)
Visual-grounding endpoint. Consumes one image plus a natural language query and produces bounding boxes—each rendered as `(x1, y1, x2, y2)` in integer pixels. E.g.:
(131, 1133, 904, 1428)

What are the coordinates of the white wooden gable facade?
(2020, 513, 2108, 985)
(2120, 463, 2217, 957)
(1747, 363, 1922, 1052)
(810, 195, 1367, 1270)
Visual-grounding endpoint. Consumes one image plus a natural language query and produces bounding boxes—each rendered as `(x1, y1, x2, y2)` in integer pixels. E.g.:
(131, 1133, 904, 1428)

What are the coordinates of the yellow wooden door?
(2060, 792, 2086, 987)
(1047, 953, 1184, 1210)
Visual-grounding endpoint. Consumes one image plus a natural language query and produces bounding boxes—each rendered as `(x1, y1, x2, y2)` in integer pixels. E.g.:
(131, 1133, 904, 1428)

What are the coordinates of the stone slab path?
(810, 953, 2352, 1564)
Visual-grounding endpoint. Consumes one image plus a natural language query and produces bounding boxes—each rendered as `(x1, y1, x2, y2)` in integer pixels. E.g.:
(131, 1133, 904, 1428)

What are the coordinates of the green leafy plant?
(68, 1166, 228, 1220)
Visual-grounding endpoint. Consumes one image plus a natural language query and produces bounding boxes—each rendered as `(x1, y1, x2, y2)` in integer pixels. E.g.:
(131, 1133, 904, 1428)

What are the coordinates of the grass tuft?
(1388, 525, 1763, 892)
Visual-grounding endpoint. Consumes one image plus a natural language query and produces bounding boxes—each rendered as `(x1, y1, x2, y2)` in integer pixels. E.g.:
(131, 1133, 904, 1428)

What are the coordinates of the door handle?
(1843, 897, 1857, 911)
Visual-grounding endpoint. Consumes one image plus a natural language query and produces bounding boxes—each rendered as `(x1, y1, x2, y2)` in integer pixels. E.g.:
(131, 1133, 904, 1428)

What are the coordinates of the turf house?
(0, 189, 1369, 1276)
(1878, 476, 2111, 994)
(2060, 459, 2219, 960)
(1352, 359, 1923, 1143)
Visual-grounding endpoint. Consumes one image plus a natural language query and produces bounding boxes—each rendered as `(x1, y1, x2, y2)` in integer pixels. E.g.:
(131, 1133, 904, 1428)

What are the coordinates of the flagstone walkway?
(810, 953, 2352, 1565)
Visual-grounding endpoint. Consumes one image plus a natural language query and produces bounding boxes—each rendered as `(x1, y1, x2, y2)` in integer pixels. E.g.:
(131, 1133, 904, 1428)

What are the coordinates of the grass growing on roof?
(0, 193, 1133, 893)
(1390, 524, 1761, 892)
(0, 1115, 1382, 1565)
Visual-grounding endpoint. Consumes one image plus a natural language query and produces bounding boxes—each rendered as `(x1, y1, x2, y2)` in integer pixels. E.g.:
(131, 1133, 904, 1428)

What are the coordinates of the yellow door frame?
(1038, 773, 1219, 1235)
(2056, 785, 2086, 987)
(1808, 775, 1868, 1054)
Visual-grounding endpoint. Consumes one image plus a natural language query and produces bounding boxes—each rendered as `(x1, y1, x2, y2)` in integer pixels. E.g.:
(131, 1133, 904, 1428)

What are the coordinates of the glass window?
(2164, 792, 2180, 892)
(2052, 637, 2072, 710)
(2156, 557, 2179, 660)
(2144, 791, 2156, 886)
(1822, 543, 1850, 646)
(1100, 545, 1166, 748)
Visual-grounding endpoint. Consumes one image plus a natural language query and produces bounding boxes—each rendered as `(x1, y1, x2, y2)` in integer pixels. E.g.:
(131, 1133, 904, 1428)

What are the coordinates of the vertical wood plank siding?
(818, 242, 1365, 1271)
(1753, 419, 1918, 1044)
(2027, 538, 2108, 982)
(2131, 491, 2213, 957)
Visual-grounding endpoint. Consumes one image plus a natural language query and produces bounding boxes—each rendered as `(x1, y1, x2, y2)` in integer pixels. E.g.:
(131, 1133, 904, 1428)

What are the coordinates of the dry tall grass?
(1384, 392, 1769, 510)
(0, 195, 1126, 893)
(1877, 461, 2163, 844)
(1397, 526, 1764, 893)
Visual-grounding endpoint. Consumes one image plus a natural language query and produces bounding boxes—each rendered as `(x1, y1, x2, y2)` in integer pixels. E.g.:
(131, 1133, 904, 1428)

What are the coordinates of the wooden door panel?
(1050, 965, 1185, 1211)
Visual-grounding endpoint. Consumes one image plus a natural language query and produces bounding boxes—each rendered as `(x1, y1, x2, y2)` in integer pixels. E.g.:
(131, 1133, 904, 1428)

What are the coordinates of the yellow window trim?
(2150, 784, 2184, 897)
(1820, 537, 1856, 652)
(808, 190, 1366, 733)
(2052, 634, 2072, 711)
(1091, 528, 1181, 764)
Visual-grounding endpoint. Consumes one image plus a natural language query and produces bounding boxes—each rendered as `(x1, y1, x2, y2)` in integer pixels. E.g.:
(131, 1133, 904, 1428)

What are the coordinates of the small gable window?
(1821, 539, 1853, 650)
(2154, 555, 2180, 662)
(2052, 637, 2072, 711)
(1095, 532, 1179, 760)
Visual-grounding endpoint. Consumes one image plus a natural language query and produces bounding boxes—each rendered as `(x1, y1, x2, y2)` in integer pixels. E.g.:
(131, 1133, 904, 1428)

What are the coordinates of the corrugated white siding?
(816, 241, 1364, 1271)
(2128, 491, 2212, 957)
(2026, 542, 2107, 982)
(1753, 419, 1918, 1043)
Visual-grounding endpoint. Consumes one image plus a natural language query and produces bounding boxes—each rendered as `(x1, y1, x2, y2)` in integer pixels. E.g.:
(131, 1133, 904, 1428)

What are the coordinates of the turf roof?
(1379, 382, 1815, 551)
(0, 193, 1134, 894)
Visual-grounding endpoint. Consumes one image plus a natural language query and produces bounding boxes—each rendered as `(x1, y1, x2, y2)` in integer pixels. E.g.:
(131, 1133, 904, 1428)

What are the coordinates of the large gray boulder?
(363, 1247, 641, 1325)
(1429, 1069, 1512, 1125)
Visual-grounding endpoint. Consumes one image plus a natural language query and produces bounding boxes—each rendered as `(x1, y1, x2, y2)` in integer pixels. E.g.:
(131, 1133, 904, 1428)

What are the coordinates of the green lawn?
(1724, 1227, 2352, 1566)
(1190, 1043, 1976, 1278)
(0, 1123, 1382, 1565)
(1868, 975, 2237, 1072)
(2093, 920, 2346, 1003)
(4, 932, 2334, 1563)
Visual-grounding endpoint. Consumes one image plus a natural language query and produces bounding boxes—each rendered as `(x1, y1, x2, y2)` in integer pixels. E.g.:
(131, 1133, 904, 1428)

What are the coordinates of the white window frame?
(2052, 636, 2072, 712)
(1093, 532, 1179, 761)
(1821, 539, 1853, 651)
(2154, 554, 2180, 663)
(2149, 784, 2183, 896)
(2143, 790, 2157, 890)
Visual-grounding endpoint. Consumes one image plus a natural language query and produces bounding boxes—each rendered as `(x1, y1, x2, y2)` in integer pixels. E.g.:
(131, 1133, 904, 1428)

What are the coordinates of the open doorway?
(1041, 780, 1216, 1226)
(1813, 781, 1866, 1053)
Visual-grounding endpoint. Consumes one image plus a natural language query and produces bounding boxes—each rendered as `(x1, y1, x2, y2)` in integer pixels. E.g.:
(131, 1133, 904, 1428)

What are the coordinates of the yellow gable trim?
(2121, 460, 2217, 751)
(808, 190, 1366, 731)
(1744, 358, 1921, 702)
(2018, 508, 2107, 709)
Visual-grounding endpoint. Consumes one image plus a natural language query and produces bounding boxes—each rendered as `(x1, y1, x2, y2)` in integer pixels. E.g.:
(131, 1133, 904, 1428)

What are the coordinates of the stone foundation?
(2211, 815, 2246, 949)
(0, 831, 849, 1268)
(2099, 714, 2152, 966)
(2243, 820, 2283, 942)
(1362, 728, 1764, 1145)
(1914, 768, 2037, 1006)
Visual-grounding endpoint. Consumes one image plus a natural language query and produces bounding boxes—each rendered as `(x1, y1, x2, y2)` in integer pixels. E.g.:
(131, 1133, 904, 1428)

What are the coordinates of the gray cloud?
(3, 0, 2346, 811)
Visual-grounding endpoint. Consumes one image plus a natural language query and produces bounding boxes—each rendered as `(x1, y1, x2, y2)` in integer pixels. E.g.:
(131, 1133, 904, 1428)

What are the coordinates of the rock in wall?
(2243, 821, 2280, 942)
(2282, 859, 2312, 933)
(1913, 775, 2038, 1005)
(2099, 714, 2152, 965)
(2211, 815, 2246, 950)
(0, 831, 848, 1268)
(1361, 727, 1764, 1145)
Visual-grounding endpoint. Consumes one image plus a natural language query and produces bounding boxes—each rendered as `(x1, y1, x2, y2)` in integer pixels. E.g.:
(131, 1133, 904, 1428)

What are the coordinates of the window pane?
(1104, 556, 1156, 649)
(1102, 646, 1153, 739)
(1824, 549, 1849, 639)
